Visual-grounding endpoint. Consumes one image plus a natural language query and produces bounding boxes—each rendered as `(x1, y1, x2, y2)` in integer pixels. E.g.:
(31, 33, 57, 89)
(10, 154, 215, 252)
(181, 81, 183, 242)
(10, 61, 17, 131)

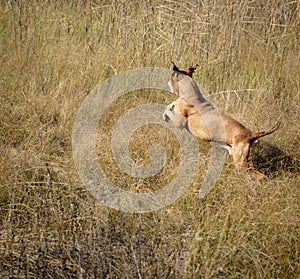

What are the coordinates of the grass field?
(1, 1, 300, 278)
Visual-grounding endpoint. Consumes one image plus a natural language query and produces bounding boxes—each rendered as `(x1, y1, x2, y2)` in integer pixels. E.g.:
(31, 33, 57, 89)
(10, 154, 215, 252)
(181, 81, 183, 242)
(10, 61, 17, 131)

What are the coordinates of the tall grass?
(1, 1, 299, 278)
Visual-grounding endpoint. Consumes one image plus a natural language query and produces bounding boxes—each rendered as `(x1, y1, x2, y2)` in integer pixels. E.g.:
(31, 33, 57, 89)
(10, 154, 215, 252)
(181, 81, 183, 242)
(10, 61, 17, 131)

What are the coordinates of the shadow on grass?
(252, 141, 300, 176)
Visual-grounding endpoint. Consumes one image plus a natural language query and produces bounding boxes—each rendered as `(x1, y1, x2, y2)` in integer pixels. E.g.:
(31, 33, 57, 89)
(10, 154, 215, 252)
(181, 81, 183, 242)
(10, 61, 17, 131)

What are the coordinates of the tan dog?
(163, 62, 280, 177)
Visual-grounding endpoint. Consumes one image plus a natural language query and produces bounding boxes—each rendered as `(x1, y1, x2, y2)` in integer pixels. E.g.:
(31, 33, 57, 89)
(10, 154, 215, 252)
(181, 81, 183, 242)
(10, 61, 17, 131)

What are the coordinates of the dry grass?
(1, 0, 300, 278)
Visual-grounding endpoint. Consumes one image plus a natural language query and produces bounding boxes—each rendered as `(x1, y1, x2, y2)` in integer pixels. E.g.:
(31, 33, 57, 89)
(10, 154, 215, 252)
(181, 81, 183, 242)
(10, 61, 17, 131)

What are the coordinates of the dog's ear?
(170, 61, 199, 77)
(183, 64, 199, 78)
(170, 61, 179, 72)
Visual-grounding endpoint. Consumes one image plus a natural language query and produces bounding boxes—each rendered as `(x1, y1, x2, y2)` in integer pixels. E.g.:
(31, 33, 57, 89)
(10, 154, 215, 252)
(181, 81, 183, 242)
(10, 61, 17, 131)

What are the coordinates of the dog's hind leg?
(219, 143, 232, 155)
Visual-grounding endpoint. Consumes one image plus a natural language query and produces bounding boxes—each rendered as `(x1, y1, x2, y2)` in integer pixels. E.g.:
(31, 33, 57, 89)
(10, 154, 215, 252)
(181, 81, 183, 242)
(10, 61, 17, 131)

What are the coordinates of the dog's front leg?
(163, 102, 188, 130)
(163, 102, 175, 122)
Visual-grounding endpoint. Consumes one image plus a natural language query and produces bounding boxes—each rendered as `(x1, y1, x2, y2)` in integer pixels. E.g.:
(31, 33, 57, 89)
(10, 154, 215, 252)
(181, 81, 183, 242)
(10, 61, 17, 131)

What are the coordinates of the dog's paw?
(167, 102, 175, 111)
(220, 144, 232, 155)
(163, 113, 170, 122)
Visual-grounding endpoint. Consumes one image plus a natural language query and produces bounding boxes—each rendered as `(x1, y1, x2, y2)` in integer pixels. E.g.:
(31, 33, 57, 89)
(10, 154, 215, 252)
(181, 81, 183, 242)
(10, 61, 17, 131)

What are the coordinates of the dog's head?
(168, 61, 198, 95)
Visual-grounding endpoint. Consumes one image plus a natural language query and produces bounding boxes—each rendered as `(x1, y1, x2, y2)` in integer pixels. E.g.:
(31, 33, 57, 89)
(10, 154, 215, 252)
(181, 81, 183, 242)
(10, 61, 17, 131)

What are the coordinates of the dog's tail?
(250, 122, 280, 140)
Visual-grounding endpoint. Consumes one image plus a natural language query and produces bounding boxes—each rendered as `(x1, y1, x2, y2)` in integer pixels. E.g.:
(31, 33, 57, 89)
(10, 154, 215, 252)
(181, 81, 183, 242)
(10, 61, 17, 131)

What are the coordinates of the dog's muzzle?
(167, 81, 174, 93)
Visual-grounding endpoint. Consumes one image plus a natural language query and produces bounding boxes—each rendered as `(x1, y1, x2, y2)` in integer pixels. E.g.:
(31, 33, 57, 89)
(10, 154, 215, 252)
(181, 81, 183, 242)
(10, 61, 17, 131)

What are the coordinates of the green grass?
(1, 1, 299, 278)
